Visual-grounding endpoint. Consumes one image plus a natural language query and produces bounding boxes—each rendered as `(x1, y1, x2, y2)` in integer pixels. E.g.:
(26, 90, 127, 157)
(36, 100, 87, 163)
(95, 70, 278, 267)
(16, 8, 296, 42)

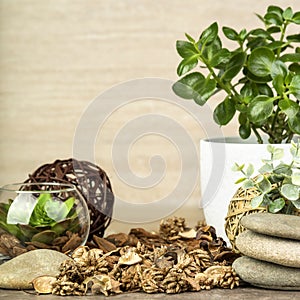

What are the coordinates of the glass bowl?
(0, 182, 90, 259)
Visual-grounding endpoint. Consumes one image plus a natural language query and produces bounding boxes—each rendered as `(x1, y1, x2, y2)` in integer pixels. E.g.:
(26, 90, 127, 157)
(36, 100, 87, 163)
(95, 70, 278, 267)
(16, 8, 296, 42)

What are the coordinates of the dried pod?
(84, 275, 121, 296)
(119, 248, 142, 266)
(31, 276, 56, 294)
(72, 246, 89, 260)
(178, 228, 197, 239)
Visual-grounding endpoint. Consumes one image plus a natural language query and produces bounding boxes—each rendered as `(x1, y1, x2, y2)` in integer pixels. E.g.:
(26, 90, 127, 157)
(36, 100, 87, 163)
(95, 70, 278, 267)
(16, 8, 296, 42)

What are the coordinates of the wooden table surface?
(0, 287, 299, 300)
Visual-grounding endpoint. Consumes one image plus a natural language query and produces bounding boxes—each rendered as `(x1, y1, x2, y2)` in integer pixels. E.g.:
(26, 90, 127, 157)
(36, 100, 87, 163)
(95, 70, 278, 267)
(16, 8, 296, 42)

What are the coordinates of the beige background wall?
(0, 0, 299, 233)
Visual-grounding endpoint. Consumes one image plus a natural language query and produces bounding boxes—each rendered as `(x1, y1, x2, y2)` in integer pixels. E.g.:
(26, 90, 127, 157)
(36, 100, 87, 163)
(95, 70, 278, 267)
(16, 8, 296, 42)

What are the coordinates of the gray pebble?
(233, 256, 300, 290)
(236, 230, 300, 268)
(0, 249, 69, 289)
(240, 213, 300, 240)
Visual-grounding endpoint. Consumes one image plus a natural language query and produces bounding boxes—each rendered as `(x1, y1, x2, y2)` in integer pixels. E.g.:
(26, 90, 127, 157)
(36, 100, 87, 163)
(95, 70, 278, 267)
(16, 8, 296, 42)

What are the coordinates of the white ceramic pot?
(199, 136, 293, 244)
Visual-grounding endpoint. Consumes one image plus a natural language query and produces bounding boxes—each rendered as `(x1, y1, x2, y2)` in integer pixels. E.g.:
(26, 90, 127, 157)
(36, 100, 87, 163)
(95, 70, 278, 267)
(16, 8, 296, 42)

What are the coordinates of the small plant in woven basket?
(232, 140, 300, 214)
(173, 5, 300, 144)
(225, 141, 300, 250)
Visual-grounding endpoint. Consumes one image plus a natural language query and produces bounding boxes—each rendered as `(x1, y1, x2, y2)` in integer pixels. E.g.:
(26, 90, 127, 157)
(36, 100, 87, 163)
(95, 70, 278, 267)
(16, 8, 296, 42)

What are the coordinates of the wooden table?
(0, 287, 299, 300)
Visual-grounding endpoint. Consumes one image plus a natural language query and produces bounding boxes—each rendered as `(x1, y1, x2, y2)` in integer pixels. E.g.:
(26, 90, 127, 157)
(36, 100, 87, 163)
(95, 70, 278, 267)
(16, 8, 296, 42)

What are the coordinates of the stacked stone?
(233, 213, 300, 290)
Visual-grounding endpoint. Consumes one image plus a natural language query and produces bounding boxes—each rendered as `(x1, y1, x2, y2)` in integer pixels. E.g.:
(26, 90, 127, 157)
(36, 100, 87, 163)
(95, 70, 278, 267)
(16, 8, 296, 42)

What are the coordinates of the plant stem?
(251, 125, 263, 144)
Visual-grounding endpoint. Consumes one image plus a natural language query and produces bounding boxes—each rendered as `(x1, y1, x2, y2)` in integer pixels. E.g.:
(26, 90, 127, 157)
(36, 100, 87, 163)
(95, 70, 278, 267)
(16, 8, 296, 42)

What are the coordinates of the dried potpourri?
(33, 217, 240, 296)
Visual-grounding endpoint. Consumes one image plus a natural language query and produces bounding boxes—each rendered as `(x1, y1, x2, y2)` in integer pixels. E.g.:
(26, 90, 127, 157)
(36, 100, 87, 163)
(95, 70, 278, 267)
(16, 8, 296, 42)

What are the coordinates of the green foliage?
(233, 141, 300, 214)
(0, 193, 79, 244)
(173, 5, 300, 144)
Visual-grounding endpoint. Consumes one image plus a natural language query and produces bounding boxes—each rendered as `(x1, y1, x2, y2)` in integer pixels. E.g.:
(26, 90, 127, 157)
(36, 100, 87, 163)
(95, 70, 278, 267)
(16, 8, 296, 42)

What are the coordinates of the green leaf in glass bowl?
(31, 230, 57, 245)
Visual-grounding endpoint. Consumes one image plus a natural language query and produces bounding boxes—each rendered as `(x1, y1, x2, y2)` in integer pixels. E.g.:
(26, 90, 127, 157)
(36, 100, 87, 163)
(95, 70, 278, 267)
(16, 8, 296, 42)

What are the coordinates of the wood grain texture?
(0, 0, 298, 233)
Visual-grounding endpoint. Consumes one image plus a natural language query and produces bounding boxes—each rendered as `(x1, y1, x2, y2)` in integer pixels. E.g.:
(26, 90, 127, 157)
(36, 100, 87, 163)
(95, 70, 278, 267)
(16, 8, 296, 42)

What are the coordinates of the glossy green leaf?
(289, 75, 300, 98)
(210, 48, 231, 67)
(172, 72, 205, 99)
(292, 12, 300, 24)
(185, 33, 195, 43)
(279, 99, 299, 119)
(177, 56, 198, 76)
(280, 53, 300, 63)
(239, 122, 251, 139)
(271, 60, 288, 79)
(283, 7, 293, 20)
(248, 95, 274, 123)
(213, 97, 236, 125)
(268, 198, 285, 213)
(193, 78, 216, 105)
(272, 75, 284, 94)
(288, 111, 300, 134)
(199, 22, 218, 46)
(257, 83, 273, 97)
(172, 72, 216, 105)
(281, 184, 299, 200)
(248, 47, 275, 77)
(264, 12, 283, 26)
(249, 28, 274, 40)
(222, 52, 246, 81)
(289, 63, 300, 75)
(286, 34, 300, 42)
(222, 26, 239, 41)
(245, 69, 272, 83)
(267, 5, 283, 16)
(176, 40, 198, 58)
(201, 37, 222, 62)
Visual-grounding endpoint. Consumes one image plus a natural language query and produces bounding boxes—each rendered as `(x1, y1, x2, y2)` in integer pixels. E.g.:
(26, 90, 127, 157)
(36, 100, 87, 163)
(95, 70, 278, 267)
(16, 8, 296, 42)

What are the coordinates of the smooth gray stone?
(236, 230, 300, 268)
(0, 249, 69, 289)
(233, 256, 300, 290)
(240, 213, 300, 240)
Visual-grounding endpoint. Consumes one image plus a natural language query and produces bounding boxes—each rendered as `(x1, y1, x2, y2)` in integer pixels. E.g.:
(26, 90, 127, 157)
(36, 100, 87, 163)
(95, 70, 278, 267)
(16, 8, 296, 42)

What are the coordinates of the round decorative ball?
(224, 186, 266, 252)
(24, 158, 114, 241)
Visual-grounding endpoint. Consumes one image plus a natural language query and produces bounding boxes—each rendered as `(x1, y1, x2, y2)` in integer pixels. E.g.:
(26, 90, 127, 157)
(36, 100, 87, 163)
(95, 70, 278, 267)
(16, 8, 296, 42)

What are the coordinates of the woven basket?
(225, 184, 300, 252)
(24, 158, 114, 241)
(225, 186, 266, 251)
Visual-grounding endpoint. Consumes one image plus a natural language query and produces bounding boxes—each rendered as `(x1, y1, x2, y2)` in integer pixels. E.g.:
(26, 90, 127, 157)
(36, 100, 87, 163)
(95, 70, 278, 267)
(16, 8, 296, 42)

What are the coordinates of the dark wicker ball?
(24, 158, 114, 241)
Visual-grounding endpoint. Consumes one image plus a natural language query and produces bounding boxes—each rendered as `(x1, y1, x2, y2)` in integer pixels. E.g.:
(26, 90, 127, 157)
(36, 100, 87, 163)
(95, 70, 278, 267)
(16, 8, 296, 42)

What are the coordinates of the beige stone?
(236, 230, 300, 268)
(240, 213, 300, 240)
(233, 256, 300, 290)
(0, 249, 69, 289)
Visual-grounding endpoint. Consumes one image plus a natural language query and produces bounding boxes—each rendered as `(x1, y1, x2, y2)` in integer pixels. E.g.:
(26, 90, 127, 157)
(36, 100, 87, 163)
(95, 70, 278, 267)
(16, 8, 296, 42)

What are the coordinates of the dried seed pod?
(141, 267, 165, 293)
(162, 268, 188, 294)
(119, 247, 142, 266)
(159, 217, 186, 240)
(31, 276, 56, 294)
(119, 264, 142, 291)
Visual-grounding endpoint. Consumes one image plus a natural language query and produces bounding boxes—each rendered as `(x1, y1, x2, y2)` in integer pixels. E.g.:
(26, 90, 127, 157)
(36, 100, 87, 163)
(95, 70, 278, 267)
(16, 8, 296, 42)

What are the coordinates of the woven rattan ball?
(24, 158, 114, 241)
(224, 186, 266, 251)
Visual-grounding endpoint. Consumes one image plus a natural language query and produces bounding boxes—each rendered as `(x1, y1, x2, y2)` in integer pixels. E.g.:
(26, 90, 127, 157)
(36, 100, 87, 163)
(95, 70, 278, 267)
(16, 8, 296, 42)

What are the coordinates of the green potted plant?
(172, 5, 300, 240)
